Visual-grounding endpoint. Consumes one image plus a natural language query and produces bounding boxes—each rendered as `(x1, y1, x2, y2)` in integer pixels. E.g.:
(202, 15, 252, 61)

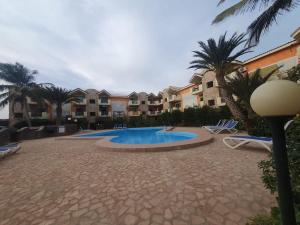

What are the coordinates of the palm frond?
(213, 0, 250, 24)
(247, 0, 295, 46)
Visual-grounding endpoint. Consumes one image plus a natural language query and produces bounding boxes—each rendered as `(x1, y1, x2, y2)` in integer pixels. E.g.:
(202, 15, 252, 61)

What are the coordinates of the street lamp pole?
(267, 116, 296, 225)
(250, 80, 300, 225)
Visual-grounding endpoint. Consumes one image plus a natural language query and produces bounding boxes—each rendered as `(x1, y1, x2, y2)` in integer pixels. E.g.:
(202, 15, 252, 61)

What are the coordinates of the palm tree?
(39, 86, 78, 125)
(0, 62, 40, 127)
(220, 67, 279, 130)
(189, 33, 252, 120)
(212, 0, 298, 45)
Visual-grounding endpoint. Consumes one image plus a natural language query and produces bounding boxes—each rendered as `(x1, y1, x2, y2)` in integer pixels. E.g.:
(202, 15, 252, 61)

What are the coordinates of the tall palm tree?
(39, 86, 78, 125)
(0, 62, 40, 127)
(221, 67, 279, 130)
(189, 33, 252, 120)
(212, 0, 298, 45)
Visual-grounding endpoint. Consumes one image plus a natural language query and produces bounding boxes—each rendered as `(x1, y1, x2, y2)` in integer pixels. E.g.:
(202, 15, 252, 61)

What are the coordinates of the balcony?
(74, 98, 87, 105)
(156, 100, 163, 105)
(168, 95, 181, 102)
(128, 100, 139, 106)
(72, 111, 87, 118)
(216, 97, 226, 107)
(99, 111, 111, 117)
(128, 111, 141, 116)
(147, 100, 156, 105)
(29, 112, 48, 119)
(98, 99, 111, 105)
(192, 85, 203, 95)
(147, 111, 162, 116)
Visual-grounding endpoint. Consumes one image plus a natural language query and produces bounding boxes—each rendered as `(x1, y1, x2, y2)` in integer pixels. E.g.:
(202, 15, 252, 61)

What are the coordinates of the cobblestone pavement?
(0, 134, 275, 225)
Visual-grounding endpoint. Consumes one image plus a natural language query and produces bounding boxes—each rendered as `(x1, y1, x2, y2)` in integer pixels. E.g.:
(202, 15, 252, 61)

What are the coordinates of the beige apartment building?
(9, 28, 300, 127)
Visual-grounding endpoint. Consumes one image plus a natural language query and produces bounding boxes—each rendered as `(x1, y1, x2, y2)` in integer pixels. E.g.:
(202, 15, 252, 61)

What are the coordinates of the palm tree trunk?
(9, 98, 16, 127)
(216, 74, 247, 121)
(56, 103, 62, 125)
(23, 98, 32, 127)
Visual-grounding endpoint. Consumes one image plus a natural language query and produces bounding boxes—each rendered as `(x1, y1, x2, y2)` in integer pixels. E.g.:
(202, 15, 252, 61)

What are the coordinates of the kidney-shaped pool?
(78, 127, 198, 144)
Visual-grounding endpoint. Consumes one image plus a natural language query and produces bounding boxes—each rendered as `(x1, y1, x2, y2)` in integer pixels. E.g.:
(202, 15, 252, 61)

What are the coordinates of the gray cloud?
(0, 0, 299, 118)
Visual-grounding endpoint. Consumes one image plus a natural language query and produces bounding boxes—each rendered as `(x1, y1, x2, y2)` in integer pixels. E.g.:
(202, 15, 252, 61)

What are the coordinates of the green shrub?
(246, 214, 274, 225)
(257, 117, 300, 224)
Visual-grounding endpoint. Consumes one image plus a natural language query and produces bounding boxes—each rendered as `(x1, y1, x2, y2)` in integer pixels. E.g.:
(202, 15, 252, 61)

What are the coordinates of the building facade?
(9, 28, 300, 126)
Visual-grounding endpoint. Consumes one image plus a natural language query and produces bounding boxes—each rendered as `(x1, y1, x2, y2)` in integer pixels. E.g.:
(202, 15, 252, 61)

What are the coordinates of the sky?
(0, 0, 299, 119)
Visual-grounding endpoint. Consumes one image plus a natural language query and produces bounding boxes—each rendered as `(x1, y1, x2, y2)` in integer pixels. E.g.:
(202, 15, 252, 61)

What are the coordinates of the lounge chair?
(0, 143, 21, 159)
(223, 136, 273, 152)
(223, 120, 294, 152)
(203, 119, 230, 130)
(204, 120, 238, 134)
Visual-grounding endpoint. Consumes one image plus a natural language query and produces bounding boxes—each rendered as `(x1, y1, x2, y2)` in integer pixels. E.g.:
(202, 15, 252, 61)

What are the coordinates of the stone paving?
(0, 132, 275, 225)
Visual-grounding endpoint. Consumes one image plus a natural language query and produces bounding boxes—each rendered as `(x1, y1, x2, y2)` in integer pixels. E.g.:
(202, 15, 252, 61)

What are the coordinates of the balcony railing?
(74, 98, 87, 105)
(147, 101, 156, 105)
(98, 99, 111, 105)
(128, 100, 139, 105)
(29, 112, 48, 119)
(99, 111, 111, 117)
(147, 111, 162, 116)
(128, 111, 141, 116)
(72, 111, 87, 118)
(168, 95, 181, 102)
(192, 85, 203, 95)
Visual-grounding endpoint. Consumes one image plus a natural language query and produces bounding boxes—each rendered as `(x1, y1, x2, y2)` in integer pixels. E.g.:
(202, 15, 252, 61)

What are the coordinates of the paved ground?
(0, 132, 275, 225)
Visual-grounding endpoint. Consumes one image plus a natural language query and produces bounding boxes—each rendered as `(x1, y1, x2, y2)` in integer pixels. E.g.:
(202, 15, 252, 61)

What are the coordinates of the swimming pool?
(78, 127, 198, 144)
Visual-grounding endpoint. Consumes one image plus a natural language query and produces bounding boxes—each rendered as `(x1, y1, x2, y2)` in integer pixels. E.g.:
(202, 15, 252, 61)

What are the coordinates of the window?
(100, 96, 108, 103)
(89, 99, 96, 104)
(141, 101, 146, 104)
(208, 99, 215, 106)
(206, 81, 214, 88)
(165, 98, 167, 102)
(142, 111, 146, 115)
(200, 96, 204, 101)
(90, 112, 96, 116)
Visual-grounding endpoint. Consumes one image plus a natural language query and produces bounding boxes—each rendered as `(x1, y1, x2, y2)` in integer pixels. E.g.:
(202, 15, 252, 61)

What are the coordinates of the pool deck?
(0, 128, 275, 225)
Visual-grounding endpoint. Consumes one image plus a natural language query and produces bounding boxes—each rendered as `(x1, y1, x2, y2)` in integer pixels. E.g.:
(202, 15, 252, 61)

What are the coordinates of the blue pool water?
(78, 127, 198, 144)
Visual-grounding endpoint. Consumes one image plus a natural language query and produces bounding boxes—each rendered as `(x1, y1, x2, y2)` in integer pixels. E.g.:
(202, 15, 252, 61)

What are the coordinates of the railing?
(29, 112, 48, 119)
(72, 111, 87, 117)
(128, 100, 139, 105)
(128, 111, 141, 116)
(147, 111, 162, 116)
(192, 85, 203, 94)
(168, 95, 181, 102)
(99, 111, 111, 117)
(98, 99, 110, 105)
(74, 98, 87, 105)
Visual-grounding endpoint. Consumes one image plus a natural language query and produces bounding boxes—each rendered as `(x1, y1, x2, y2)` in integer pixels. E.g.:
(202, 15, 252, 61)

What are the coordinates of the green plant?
(213, 0, 298, 45)
(189, 33, 251, 120)
(246, 214, 274, 225)
(258, 117, 300, 224)
(286, 65, 300, 83)
(221, 68, 279, 131)
(38, 85, 79, 125)
(0, 62, 42, 127)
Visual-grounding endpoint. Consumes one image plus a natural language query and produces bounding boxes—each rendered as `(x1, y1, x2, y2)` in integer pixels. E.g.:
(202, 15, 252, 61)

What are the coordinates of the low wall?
(0, 128, 10, 146)
(0, 124, 79, 144)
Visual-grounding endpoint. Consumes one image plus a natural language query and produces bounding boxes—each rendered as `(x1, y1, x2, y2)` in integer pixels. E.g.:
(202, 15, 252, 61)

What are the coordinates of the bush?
(257, 117, 300, 224)
(246, 214, 274, 225)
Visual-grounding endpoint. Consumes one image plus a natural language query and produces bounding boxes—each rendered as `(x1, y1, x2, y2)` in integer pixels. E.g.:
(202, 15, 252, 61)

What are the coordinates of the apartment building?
(9, 28, 300, 126)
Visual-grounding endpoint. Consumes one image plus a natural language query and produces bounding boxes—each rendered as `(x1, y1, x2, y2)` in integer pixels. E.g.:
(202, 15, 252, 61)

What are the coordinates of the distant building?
(9, 28, 300, 127)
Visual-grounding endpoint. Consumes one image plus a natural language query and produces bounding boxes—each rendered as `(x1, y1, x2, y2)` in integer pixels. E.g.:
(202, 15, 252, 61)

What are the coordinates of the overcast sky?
(0, 0, 299, 119)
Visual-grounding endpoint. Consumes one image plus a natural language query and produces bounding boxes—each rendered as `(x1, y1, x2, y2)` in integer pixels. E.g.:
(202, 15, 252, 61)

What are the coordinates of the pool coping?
(57, 127, 214, 152)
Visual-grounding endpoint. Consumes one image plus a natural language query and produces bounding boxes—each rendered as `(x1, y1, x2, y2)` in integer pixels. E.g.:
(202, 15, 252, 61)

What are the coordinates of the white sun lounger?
(223, 136, 273, 152)
(204, 120, 238, 134)
(0, 143, 21, 159)
(223, 120, 295, 152)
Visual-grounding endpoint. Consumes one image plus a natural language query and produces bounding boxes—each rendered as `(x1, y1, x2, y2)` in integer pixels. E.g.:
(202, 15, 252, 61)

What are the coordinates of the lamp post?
(250, 80, 300, 225)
